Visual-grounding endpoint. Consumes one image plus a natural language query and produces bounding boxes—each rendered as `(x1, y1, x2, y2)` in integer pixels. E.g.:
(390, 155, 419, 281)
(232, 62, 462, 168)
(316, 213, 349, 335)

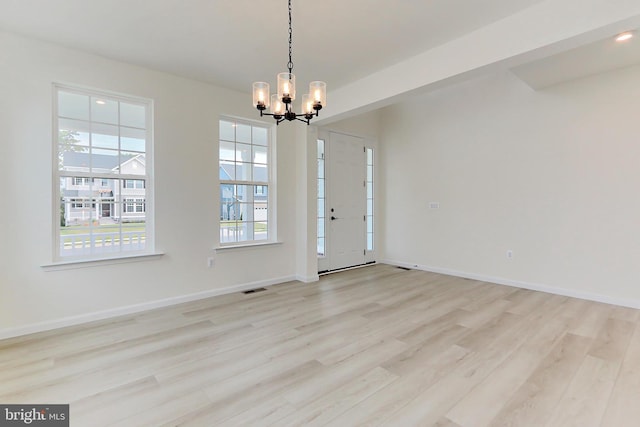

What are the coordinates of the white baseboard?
(0, 275, 297, 341)
(296, 274, 320, 283)
(381, 259, 640, 310)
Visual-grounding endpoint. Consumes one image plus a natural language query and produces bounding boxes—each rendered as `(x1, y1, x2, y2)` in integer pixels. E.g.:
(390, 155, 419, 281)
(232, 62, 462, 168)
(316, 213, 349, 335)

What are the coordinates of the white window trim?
(366, 147, 374, 252)
(317, 138, 326, 258)
(218, 116, 277, 247)
(52, 83, 155, 263)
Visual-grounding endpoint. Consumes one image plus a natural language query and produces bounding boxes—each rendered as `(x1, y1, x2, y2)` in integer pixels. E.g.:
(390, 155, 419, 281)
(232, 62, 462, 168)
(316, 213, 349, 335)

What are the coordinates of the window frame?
(366, 147, 374, 252)
(52, 83, 154, 262)
(218, 116, 276, 247)
(317, 138, 326, 257)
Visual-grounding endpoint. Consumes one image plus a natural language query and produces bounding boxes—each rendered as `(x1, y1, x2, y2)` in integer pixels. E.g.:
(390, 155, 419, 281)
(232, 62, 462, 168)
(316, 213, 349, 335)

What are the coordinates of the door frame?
(317, 128, 377, 273)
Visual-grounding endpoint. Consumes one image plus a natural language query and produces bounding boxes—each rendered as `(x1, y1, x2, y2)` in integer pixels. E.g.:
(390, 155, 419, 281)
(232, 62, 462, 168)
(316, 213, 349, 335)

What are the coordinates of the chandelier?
(252, 0, 326, 125)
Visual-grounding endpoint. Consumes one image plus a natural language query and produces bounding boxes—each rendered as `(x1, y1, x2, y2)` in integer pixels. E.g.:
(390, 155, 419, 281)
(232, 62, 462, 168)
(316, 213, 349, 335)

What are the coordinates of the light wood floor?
(1, 264, 639, 426)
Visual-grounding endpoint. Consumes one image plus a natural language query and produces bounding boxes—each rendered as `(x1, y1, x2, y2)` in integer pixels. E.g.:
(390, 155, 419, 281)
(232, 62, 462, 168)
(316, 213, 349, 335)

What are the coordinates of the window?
(55, 85, 152, 260)
(70, 198, 94, 209)
(219, 118, 272, 245)
(317, 139, 326, 256)
(124, 179, 145, 189)
(123, 198, 145, 213)
(366, 147, 374, 251)
(73, 177, 90, 186)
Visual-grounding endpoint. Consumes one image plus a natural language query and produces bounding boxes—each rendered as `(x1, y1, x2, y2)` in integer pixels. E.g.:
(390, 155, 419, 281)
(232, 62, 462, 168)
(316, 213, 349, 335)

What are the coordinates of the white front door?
(326, 132, 366, 271)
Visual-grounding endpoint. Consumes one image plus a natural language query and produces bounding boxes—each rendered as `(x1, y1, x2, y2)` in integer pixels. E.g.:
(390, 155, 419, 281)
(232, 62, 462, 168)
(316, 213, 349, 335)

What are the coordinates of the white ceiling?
(0, 0, 548, 92)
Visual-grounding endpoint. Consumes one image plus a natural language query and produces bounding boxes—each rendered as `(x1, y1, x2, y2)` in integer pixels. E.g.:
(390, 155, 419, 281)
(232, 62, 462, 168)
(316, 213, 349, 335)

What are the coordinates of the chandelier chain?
(287, 0, 293, 73)
(253, 0, 325, 125)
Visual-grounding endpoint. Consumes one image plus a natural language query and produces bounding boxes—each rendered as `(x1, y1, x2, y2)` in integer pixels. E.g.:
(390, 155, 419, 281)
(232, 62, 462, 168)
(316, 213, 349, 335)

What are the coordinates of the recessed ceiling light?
(95, 100, 106, 105)
(615, 32, 634, 42)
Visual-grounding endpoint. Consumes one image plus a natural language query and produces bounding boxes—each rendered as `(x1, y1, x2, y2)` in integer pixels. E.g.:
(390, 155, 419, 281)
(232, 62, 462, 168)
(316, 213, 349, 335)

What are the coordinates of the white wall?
(380, 65, 640, 306)
(0, 31, 304, 336)
(321, 110, 382, 140)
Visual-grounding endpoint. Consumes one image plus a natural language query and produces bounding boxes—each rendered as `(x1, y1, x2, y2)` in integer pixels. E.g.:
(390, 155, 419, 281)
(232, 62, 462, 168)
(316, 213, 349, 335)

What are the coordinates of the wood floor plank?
(434, 417, 463, 427)
(446, 315, 570, 427)
(170, 360, 325, 425)
(216, 397, 296, 427)
(600, 324, 640, 427)
(568, 302, 612, 338)
(71, 376, 160, 423)
(281, 337, 408, 407)
(108, 390, 212, 427)
(274, 366, 397, 426)
(455, 298, 512, 329)
(545, 355, 618, 427)
(587, 317, 636, 363)
(374, 306, 553, 426)
(382, 324, 472, 377)
(0, 264, 639, 426)
(456, 310, 521, 351)
(505, 288, 555, 315)
(487, 332, 593, 427)
(337, 344, 472, 425)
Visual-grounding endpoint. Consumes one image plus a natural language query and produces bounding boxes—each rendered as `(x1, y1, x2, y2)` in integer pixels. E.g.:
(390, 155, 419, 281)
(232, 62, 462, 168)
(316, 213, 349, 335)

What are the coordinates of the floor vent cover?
(396, 266, 411, 271)
(243, 287, 267, 294)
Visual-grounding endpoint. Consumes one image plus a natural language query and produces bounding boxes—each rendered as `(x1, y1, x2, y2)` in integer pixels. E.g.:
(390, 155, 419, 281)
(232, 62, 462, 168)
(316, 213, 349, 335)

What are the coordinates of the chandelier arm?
(255, 111, 287, 125)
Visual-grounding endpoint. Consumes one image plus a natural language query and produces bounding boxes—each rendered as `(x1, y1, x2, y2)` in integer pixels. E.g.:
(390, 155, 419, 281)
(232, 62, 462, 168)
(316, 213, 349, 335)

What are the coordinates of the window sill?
(215, 241, 283, 252)
(41, 252, 165, 271)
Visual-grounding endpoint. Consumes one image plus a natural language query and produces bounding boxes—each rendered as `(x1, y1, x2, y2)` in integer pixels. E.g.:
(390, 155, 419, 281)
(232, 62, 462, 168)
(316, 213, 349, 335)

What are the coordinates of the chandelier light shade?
(252, 0, 326, 125)
(270, 94, 285, 116)
(252, 82, 270, 109)
(309, 81, 326, 108)
(301, 94, 314, 115)
(277, 72, 296, 102)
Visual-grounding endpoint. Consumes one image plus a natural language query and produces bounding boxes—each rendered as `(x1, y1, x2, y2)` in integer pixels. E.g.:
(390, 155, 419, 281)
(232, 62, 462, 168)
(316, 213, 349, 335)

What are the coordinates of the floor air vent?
(243, 287, 267, 294)
(396, 266, 411, 271)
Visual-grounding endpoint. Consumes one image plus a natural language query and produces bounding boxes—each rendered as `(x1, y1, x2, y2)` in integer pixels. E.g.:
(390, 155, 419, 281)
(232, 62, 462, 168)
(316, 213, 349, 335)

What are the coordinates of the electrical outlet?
(429, 202, 440, 209)
(506, 250, 513, 260)
(207, 257, 215, 268)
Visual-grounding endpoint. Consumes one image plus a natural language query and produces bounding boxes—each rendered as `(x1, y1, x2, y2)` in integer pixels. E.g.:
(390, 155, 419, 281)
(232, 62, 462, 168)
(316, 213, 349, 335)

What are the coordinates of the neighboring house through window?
(219, 118, 273, 245)
(54, 84, 153, 260)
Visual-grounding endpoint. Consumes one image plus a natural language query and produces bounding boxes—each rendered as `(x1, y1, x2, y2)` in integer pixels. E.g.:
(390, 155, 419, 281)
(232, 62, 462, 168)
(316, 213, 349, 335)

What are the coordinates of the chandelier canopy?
(252, 0, 326, 125)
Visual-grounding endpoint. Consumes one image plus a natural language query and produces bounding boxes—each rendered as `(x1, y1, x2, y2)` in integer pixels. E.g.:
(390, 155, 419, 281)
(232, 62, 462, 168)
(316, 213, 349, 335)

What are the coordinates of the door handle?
(331, 216, 338, 220)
